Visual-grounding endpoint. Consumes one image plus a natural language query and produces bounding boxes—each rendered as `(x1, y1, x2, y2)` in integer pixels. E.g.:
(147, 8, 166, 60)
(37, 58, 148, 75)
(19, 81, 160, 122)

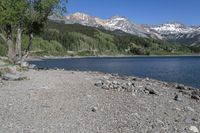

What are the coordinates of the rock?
(112, 80, 118, 85)
(0, 60, 5, 66)
(184, 117, 197, 124)
(190, 126, 199, 133)
(7, 66, 18, 74)
(191, 95, 200, 100)
(103, 76, 109, 80)
(91, 107, 98, 112)
(113, 85, 118, 89)
(21, 62, 29, 68)
(145, 87, 159, 95)
(127, 82, 133, 87)
(28, 64, 36, 69)
(192, 90, 200, 97)
(126, 87, 132, 92)
(2, 73, 22, 81)
(185, 106, 195, 112)
(176, 84, 187, 90)
(174, 94, 183, 101)
(145, 77, 150, 81)
(94, 80, 103, 87)
(132, 77, 138, 81)
(102, 84, 109, 90)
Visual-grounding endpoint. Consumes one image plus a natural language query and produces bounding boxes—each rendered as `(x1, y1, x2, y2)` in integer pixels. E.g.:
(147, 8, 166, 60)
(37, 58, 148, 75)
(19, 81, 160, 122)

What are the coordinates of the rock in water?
(2, 73, 22, 81)
(28, 64, 36, 69)
(21, 62, 29, 68)
(190, 126, 199, 133)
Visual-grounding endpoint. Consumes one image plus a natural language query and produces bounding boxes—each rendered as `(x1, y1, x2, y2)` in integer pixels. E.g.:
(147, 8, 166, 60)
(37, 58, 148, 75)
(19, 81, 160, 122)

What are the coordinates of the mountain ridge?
(49, 12, 200, 47)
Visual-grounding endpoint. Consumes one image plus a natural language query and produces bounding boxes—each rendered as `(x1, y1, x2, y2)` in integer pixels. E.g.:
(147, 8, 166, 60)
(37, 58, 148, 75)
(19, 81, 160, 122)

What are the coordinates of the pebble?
(185, 106, 195, 112)
(190, 126, 199, 133)
(91, 107, 98, 112)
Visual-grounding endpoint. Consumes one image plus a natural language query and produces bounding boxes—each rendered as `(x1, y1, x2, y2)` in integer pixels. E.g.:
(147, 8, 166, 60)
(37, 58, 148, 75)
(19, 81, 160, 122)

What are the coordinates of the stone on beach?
(94, 80, 104, 87)
(2, 73, 24, 81)
(190, 126, 199, 133)
(145, 87, 159, 95)
(174, 93, 183, 101)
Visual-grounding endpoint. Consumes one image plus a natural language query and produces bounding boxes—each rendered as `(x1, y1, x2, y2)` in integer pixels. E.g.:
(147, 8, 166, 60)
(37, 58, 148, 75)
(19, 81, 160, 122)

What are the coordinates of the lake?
(29, 56, 200, 89)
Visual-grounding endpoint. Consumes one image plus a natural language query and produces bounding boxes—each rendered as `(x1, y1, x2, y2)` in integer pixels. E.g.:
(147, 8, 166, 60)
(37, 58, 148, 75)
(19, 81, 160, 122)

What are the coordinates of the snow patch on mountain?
(64, 12, 155, 38)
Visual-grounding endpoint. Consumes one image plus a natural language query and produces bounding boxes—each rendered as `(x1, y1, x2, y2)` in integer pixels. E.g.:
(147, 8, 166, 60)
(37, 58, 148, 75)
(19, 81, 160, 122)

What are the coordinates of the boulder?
(0, 60, 5, 66)
(2, 73, 22, 81)
(28, 64, 36, 69)
(21, 62, 29, 68)
(7, 66, 18, 74)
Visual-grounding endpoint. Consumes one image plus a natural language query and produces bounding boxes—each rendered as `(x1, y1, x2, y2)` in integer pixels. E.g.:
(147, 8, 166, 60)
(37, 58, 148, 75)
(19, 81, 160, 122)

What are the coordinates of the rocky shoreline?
(0, 61, 200, 132)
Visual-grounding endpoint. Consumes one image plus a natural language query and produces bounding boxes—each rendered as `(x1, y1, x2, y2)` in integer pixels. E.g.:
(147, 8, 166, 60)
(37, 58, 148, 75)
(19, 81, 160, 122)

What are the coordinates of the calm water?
(29, 56, 200, 89)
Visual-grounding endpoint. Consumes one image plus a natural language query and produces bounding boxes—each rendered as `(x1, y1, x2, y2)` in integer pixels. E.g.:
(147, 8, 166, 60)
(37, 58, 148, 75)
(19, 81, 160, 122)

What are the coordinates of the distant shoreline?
(26, 54, 200, 61)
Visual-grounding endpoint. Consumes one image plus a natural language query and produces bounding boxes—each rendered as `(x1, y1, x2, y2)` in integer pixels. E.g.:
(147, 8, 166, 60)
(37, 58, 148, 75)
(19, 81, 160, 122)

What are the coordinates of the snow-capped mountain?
(147, 23, 200, 46)
(49, 12, 200, 46)
(149, 22, 198, 34)
(64, 12, 159, 38)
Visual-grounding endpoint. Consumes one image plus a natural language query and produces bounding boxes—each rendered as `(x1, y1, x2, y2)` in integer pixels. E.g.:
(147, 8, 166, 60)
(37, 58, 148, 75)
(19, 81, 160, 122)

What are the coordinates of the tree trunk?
(23, 32, 33, 58)
(15, 26, 22, 60)
(6, 25, 16, 63)
(28, 32, 33, 52)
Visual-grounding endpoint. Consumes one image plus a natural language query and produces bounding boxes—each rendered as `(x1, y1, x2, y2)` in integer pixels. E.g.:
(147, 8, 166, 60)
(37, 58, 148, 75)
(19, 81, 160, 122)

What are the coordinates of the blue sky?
(66, 0, 200, 25)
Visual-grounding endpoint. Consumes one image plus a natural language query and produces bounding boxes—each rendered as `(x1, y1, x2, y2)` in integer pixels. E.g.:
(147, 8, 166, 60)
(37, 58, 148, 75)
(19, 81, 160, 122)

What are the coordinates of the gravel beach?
(0, 69, 199, 133)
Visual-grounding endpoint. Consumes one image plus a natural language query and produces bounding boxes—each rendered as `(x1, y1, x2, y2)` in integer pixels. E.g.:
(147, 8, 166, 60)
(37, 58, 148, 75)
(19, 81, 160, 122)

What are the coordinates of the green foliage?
(0, 38, 7, 56)
(22, 36, 67, 56)
(35, 21, 194, 56)
(0, 0, 27, 25)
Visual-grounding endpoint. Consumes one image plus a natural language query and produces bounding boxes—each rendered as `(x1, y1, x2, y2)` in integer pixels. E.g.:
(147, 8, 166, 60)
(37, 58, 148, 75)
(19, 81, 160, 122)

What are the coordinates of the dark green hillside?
(35, 21, 193, 56)
(0, 21, 198, 56)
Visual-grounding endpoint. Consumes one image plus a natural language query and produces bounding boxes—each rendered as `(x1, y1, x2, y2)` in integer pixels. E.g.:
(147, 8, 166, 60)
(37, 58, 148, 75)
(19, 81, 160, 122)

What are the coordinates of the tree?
(0, 0, 67, 63)
(23, 0, 67, 57)
(0, 0, 27, 63)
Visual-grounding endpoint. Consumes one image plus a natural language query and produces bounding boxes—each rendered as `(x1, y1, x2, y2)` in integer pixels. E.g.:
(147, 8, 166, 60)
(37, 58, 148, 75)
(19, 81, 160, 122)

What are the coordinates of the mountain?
(30, 20, 195, 56)
(149, 22, 196, 34)
(64, 12, 161, 39)
(147, 22, 200, 46)
(49, 12, 200, 47)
